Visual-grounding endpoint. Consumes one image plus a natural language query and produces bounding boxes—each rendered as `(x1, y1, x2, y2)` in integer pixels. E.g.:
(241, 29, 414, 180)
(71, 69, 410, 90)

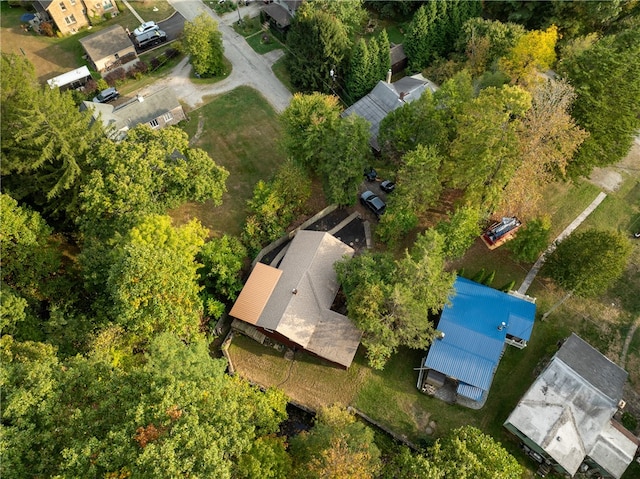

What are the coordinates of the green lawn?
(245, 31, 284, 55)
(170, 86, 285, 237)
(272, 56, 295, 93)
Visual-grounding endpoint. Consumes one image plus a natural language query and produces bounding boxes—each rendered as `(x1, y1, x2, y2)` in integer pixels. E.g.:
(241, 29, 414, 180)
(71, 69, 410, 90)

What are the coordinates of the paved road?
(136, 0, 291, 113)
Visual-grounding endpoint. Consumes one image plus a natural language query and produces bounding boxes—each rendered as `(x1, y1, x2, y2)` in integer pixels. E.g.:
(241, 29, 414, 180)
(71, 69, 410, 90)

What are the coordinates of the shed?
(421, 277, 536, 404)
(505, 334, 639, 479)
(79, 24, 137, 73)
(47, 66, 92, 90)
(230, 230, 361, 368)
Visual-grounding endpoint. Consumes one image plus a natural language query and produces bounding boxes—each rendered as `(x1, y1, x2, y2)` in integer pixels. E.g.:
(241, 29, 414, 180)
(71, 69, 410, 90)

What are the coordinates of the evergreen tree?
(346, 38, 372, 100)
(377, 29, 392, 81)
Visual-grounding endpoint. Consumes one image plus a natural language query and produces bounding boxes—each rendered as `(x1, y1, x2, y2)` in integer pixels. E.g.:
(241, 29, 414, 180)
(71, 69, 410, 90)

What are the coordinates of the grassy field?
(170, 86, 286, 237)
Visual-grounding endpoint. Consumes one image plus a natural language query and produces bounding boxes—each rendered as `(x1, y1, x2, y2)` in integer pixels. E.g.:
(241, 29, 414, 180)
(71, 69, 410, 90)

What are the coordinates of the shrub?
(506, 216, 551, 263)
(150, 57, 161, 69)
(104, 68, 126, 86)
(40, 21, 54, 37)
(165, 48, 180, 59)
(621, 412, 638, 431)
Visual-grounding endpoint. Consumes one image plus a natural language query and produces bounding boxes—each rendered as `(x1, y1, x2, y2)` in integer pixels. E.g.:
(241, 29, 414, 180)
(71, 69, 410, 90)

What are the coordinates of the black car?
(380, 180, 396, 193)
(360, 190, 386, 217)
(364, 167, 377, 182)
(93, 87, 119, 103)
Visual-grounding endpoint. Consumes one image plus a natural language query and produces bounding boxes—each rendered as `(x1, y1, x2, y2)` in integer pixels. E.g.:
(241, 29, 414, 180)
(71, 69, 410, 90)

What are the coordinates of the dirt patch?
(589, 139, 640, 192)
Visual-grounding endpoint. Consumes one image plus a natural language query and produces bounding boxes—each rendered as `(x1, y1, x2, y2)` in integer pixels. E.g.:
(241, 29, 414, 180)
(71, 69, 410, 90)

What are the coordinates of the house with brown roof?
(229, 230, 362, 369)
(504, 334, 639, 478)
(79, 24, 137, 74)
(81, 87, 187, 141)
(34, 0, 117, 35)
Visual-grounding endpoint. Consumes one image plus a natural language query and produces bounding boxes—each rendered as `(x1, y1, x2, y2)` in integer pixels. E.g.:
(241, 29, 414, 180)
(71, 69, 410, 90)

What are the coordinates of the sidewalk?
(516, 191, 607, 295)
(120, 0, 144, 23)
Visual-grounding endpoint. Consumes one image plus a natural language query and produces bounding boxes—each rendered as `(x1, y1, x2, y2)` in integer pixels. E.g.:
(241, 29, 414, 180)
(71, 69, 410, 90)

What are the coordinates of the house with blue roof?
(417, 277, 536, 408)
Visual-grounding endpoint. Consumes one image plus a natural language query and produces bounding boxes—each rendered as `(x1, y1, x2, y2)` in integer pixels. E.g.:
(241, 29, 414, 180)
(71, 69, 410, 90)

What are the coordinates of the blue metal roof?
(425, 277, 536, 396)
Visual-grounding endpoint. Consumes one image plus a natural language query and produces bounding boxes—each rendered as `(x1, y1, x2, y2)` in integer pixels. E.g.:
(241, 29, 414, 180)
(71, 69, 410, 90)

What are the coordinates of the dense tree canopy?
(336, 230, 455, 369)
(286, 4, 350, 93)
(429, 426, 523, 478)
(180, 13, 225, 77)
(558, 26, 640, 176)
(1, 334, 289, 479)
(542, 228, 632, 297)
(290, 406, 381, 479)
(1, 53, 104, 220)
(106, 215, 207, 343)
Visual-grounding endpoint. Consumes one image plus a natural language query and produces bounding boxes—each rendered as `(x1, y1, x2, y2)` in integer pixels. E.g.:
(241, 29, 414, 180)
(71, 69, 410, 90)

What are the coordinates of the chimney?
(386, 68, 392, 84)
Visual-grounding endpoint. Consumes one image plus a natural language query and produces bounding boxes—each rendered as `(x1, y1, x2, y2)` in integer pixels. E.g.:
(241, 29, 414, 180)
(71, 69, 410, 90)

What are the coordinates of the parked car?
(360, 190, 386, 217)
(93, 87, 119, 103)
(364, 167, 377, 182)
(380, 180, 396, 193)
(133, 21, 159, 36)
(135, 29, 167, 49)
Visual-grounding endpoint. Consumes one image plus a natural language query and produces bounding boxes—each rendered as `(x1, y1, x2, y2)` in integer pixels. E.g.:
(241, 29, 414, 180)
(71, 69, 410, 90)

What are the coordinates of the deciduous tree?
(506, 216, 551, 263)
(290, 405, 381, 479)
(497, 79, 587, 217)
(428, 426, 522, 479)
(499, 25, 559, 86)
(435, 206, 482, 259)
(107, 215, 207, 343)
(542, 228, 632, 297)
(180, 13, 225, 77)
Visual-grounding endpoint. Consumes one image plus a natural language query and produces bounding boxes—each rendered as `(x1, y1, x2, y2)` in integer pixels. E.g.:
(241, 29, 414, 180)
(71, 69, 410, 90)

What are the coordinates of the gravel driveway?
(137, 0, 292, 113)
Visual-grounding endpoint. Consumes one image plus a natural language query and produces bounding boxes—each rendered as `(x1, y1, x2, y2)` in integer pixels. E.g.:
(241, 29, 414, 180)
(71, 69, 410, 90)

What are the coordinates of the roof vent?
(498, 321, 507, 331)
(292, 288, 297, 295)
(437, 332, 445, 340)
(618, 400, 626, 410)
(137, 94, 144, 103)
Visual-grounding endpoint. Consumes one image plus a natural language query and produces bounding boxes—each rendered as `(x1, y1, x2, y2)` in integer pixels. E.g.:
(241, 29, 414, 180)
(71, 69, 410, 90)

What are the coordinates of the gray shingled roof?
(82, 87, 183, 139)
(79, 24, 133, 61)
(341, 74, 438, 150)
(505, 333, 636, 478)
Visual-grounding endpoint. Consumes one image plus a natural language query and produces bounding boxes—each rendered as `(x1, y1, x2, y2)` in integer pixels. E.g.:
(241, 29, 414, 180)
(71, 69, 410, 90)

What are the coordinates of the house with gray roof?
(504, 333, 639, 478)
(81, 87, 186, 140)
(229, 230, 362, 369)
(79, 24, 137, 73)
(341, 73, 438, 152)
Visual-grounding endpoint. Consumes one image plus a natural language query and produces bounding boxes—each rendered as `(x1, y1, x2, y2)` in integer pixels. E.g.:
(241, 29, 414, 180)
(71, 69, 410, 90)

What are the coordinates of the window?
(163, 112, 173, 122)
(64, 14, 76, 24)
(103, 0, 114, 9)
(149, 119, 160, 128)
(59, 2, 66, 11)
(69, 0, 76, 5)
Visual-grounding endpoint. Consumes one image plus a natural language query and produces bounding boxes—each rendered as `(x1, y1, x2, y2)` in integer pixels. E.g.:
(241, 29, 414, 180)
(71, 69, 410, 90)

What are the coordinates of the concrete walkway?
(120, 0, 144, 24)
(516, 192, 608, 295)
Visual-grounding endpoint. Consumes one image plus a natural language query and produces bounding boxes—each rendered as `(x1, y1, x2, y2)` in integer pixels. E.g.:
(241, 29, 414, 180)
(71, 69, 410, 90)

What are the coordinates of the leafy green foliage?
(558, 27, 640, 176)
(107, 215, 207, 343)
(446, 84, 531, 209)
(428, 426, 522, 478)
(436, 206, 482, 259)
(180, 13, 225, 77)
(336, 230, 455, 369)
(499, 25, 558, 86)
(311, 0, 367, 36)
(286, 5, 350, 93)
(198, 235, 247, 303)
(241, 160, 311, 255)
(1, 334, 289, 479)
(290, 405, 381, 479)
(281, 93, 370, 205)
(377, 145, 442, 246)
(381, 447, 442, 479)
(405, 1, 481, 71)
(457, 17, 526, 71)
(506, 216, 551, 263)
(542, 228, 632, 297)
(1, 54, 104, 220)
(79, 125, 228, 240)
(346, 38, 372, 100)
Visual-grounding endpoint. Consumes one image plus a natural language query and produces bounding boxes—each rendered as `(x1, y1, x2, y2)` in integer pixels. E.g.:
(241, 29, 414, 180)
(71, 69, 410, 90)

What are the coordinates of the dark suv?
(360, 190, 386, 217)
